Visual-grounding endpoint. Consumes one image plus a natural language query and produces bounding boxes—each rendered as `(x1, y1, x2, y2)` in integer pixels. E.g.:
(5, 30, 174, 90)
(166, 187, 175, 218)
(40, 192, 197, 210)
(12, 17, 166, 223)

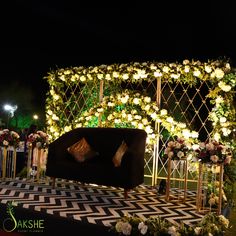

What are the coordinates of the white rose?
(138, 222, 148, 235)
(162, 66, 170, 73)
(220, 117, 227, 123)
(215, 68, 225, 79)
(218, 81, 231, 92)
(193, 70, 201, 77)
(177, 151, 184, 158)
(121, 222, 132, 236)
(204, 65, 212, 73)
(3, 140, 9, 146)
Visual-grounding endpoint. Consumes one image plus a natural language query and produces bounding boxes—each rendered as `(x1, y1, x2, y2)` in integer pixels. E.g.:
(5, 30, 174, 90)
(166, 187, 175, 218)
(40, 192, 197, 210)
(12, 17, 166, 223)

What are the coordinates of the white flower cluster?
(75, 90, 199, 147)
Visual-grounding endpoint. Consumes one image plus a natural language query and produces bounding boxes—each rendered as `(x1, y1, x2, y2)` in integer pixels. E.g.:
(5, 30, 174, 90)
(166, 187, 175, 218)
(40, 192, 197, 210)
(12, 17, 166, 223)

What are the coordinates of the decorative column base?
(166, 158, 188, 203)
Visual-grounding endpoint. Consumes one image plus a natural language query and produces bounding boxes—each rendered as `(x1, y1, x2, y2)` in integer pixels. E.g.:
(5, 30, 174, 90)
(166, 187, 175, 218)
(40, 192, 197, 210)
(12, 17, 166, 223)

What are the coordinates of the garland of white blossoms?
(73, 90, 199, 147)
(45, 59, 235, 150)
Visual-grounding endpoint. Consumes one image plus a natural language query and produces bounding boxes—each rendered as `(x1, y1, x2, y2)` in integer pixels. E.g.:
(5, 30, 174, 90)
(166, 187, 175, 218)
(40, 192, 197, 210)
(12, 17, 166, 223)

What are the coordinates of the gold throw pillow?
(112, 141, 128, 167)
(67, 137, 98, 162)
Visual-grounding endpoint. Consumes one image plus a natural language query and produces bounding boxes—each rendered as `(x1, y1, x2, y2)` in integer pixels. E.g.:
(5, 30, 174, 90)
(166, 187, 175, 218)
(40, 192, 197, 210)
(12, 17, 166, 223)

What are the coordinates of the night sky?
(1, 2, 236, 116)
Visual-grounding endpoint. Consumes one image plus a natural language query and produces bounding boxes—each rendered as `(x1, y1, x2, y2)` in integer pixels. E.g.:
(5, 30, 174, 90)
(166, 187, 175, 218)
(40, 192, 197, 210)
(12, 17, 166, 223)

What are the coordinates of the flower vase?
(165, 157, 188, 202)
(27, 144, 33, 179)
(1, 146, 17, 179)
(196, 163, 224, 215)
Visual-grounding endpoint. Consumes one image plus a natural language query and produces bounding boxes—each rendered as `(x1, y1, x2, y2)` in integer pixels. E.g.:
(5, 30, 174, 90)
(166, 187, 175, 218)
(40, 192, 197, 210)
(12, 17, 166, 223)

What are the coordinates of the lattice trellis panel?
(155, 80, 214, 186)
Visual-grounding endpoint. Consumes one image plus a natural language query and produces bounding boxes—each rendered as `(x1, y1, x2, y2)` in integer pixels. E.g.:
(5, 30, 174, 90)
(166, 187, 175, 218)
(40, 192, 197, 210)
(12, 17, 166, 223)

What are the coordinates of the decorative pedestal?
(27, 146, 47, 182)
(165, 158, 188, 202)
(196, 163, 224, 215)
(0, 146, 17, 179)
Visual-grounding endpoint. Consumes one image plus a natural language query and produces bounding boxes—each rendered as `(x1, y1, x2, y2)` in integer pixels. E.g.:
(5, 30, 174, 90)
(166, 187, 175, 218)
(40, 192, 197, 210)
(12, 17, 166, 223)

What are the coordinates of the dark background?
(0, 1, 236, 128)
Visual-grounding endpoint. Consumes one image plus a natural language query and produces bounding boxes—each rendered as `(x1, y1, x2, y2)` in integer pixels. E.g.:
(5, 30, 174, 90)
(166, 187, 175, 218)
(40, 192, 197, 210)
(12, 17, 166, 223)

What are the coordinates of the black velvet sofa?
(46, 127, 147, 197)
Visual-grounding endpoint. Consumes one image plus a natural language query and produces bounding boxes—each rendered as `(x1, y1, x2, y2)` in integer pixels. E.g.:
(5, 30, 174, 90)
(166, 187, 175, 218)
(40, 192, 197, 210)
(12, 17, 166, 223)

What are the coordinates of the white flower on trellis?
(53, 94, 60, 100)
(52, 114, 59, 120)
(162, 66, 170, 73)
(112, 71, 119, 78)
(210, 71, 216, 78)
(177, 123, 186, 128)
(191, 131, 199, 138)
(182, 129, 191, 138)
(213, 132, 221, 141)
(133, 98, 140, 104)
(150, 112, 157, 119)
(183, 59, 190, 65)
(222, 127, 231, 136)
(193, 70, 201, 77)
(107, 102, 115, 107)
(218, 81, 231, 92)
(170, 73, 180, 79)
(127, 114, 133, 121)
(142, 118, 149, 125)
(138, 123, 144, 129)
(134, 115, 142, 120)
(97, 74, 103, 80)
(114, 119, 121, 124)
(166, 117, 174, 123)
(107, 115, 113, 120)
(97, 108, 103, 113)
(144, 97, 151, 103)
(215, 95, 224, 105)
(121, 113, 127, 118)
(154, 70, 162, 77)
(160, 109, 168, 116)
(184, 65, 190, 73)
(145, 126, 153, 134)
(144, 105, 150, 111)
(204, 65, 212, 73)
(87, 74, 93, 80)
(85, 116, 91, 121)
(131, 121, 137, 126)
(215, 68, 225, 79)
(59, 75, 65, 81)
(95, 112, 99, 117)
(220, 117, 227, 123)
(105, 74, 112, 80)
(120, 97, 128, 103)
(80, 76, 86, 82)
(133, 73, 140, 80)
(150, 64, 157, 70)
(122, 74, 129, 80)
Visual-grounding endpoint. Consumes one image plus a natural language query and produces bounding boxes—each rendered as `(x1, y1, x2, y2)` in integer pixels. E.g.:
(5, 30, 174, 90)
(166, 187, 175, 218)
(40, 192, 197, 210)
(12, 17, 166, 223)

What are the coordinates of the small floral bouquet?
(0, 129, 20, 147)
(112, 212, 229, 235)
(163, 138, 191, 160)
(193, 139, 232, 165)
(27, 130, 49, 150)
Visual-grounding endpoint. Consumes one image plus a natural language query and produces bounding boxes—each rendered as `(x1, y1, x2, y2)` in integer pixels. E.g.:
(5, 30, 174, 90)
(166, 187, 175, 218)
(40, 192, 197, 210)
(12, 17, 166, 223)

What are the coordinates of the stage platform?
(0, 178, 204, 235)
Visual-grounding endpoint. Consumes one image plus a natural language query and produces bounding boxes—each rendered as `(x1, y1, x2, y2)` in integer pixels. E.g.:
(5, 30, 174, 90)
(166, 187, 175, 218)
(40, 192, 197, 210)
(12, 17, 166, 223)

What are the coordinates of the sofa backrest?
(48, 127, 147, 162)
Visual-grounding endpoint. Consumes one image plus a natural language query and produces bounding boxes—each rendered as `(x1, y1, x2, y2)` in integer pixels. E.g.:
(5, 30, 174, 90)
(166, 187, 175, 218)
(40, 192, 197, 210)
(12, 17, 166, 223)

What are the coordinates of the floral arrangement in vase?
(27, 130, 49, 150)
(193, 139, 232, 165)
(112, 212, 229, 235)
(163, 138, 191, 160)
(0, 129, 20, 147)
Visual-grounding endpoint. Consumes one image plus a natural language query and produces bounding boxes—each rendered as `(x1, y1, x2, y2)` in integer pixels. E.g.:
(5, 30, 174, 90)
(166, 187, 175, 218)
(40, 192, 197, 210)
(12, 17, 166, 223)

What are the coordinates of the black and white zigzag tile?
(0, 178, 204, 228)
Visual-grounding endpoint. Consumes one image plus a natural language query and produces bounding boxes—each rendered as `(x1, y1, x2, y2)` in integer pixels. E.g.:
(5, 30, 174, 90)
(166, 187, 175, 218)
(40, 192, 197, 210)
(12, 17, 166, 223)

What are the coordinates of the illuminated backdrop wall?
(44, 59, 236, 184)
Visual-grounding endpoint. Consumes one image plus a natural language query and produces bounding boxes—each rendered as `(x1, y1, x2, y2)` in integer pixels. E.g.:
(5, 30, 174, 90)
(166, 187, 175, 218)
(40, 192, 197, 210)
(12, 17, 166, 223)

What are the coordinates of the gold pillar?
(36, 148, 42, 182)
(153, 77, 161, 186)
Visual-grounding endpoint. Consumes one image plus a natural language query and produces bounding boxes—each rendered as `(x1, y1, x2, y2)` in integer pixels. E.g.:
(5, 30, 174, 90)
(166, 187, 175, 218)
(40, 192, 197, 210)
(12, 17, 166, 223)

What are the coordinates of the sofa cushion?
(112, 140, 128, 167)
(67, 137, 98, 162)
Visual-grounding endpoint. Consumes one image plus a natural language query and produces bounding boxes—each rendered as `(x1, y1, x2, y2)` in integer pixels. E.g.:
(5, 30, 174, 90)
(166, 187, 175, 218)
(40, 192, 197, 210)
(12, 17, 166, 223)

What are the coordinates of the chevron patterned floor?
(0, 178, 204, 231)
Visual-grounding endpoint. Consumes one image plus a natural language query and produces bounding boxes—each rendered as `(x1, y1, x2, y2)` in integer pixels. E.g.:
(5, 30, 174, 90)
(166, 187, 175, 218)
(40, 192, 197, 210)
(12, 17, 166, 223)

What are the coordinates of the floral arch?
(45, 58, 236, 184)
